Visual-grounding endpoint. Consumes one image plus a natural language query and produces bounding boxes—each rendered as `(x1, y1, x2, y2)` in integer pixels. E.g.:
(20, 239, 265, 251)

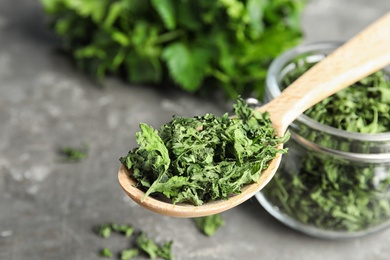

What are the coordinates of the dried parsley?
(264, 154, 390, 232)
(195, 214, 224, 236)
(262, 60, 390, 233)
(136, 233, 174, 260)
(111, 224, 134, 237)
(95, 223, 173, 260)
(96, 223, 113, 238)
(59, 144, 88, 162)
(96, 223, 134, 238)
(120, 98, 289, 205)
(121, 249, 139, 260)
(281, 63, 390, 133)
(99, 248, 113, 258)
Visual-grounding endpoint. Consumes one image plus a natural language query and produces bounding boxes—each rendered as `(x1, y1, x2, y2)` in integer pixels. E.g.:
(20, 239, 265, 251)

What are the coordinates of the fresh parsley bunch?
(40, 0, 306, 99)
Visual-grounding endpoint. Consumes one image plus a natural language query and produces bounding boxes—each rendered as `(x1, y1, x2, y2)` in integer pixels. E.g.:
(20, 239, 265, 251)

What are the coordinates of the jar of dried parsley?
(256, 42, 390, 239)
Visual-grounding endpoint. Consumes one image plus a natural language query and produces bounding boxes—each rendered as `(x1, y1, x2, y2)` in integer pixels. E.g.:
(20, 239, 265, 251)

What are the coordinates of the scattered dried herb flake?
(136, 233, 174, 260)
(59, 145, 88, 162)
(95, 223, 174, 260)
(121, 249, 139, 260)
(100, 248, 113, 258)
(195, 214, 224, 236)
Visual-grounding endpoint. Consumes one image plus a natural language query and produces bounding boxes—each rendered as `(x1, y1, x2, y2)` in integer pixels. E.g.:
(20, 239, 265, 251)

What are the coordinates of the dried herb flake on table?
(95, 223, 173, 260)
(195, 214, 224, 236)
(120, 98, 289, 205)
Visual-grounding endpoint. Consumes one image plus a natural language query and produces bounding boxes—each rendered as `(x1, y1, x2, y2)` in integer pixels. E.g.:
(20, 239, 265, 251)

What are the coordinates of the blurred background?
(1, 0, 390, 259)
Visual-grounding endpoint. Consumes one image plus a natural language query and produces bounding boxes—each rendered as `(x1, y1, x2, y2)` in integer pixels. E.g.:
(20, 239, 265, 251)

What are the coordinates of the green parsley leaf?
(111, 224, 134, 237)
(59, 145, 88, 162)
(40, 0, 306, 99)
(136, 233, 160, 259)
(121, 248, 139, 260)
(162, 43, 211, 92)
(151, 0, 176, 30)
(99, 248, 113, 258)
(158, 241, 174, 260)
(96, 224, 112, 238)
(135, 233, 174, 260)
(95, 223, 174, 259)
(195, 214, 224, 236)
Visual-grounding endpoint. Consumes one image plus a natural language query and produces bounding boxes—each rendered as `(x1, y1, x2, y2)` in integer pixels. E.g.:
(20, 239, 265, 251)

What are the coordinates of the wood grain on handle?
(260, 12, 390, 135)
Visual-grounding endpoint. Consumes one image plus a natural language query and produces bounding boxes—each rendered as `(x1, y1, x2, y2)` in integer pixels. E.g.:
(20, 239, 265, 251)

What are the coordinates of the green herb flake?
(264, 155, 390, 232)
(121, 248, 139, 260)
(59, 145, 88, 162)
(96, 224, 112, 238)
(95, 223, 175, 259)
(120, 98, 289, 205)
(195, 214, 224, 236)
(111, 224, 134, 237)
(134, 233, 174, 260)
(99, 248, 113, 258)
(157, 241, 174, 260)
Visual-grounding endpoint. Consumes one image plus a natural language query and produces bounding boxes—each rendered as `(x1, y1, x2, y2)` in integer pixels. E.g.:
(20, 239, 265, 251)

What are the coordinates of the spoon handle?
(261, 12, 390, 134)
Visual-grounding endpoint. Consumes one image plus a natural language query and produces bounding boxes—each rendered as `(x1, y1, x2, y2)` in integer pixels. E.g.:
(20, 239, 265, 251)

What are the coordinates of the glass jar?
(256, 42, 390, 239)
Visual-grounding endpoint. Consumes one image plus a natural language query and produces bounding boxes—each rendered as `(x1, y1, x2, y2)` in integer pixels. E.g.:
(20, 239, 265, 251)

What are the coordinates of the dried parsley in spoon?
(120, 98, 289, 206)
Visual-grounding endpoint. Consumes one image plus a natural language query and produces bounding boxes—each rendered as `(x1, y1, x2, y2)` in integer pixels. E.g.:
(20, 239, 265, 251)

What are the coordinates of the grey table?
(1, 0, 390, 259)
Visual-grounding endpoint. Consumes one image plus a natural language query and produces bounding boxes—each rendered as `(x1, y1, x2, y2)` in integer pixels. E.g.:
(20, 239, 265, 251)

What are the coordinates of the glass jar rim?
(266, 41, 390, 142)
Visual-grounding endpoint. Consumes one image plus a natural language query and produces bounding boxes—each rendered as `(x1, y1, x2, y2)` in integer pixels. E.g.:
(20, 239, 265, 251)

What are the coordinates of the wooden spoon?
(118, 12, 390, 218)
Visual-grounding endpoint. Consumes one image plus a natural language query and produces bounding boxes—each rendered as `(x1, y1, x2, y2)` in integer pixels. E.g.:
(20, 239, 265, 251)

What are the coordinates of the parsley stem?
(155, 30, 184, 45)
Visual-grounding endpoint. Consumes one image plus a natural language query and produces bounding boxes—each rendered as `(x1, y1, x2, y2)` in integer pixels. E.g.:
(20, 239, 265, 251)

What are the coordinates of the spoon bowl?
(119, 12, 390, 218)
(118, 150, 283, 217)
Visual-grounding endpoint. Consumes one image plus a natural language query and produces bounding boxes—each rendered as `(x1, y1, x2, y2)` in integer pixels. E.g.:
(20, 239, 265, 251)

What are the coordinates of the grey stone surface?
(1, 0, 390, 259)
